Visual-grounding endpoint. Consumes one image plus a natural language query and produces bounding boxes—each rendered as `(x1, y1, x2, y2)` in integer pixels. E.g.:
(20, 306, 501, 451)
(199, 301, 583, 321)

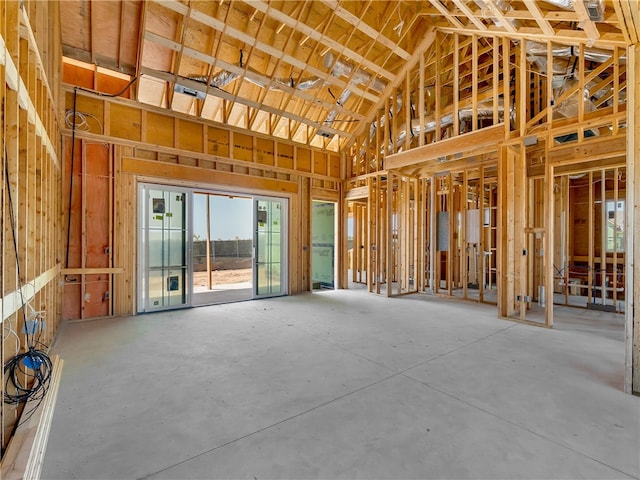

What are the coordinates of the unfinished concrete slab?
(41, 290, 639, 479)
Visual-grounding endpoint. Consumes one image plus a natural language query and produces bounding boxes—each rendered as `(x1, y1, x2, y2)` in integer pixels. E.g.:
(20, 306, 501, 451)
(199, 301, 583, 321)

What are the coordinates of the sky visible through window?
(193, 194, 253, 240)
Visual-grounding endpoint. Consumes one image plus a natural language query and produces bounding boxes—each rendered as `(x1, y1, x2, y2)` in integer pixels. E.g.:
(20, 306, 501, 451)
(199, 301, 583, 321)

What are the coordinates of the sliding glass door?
(139, 186, 288, 311)
(138, 184, 191, 312)
(255, 197, 287, 298)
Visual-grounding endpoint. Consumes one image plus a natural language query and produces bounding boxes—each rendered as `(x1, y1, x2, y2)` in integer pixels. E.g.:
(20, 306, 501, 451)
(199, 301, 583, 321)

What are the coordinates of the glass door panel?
(255, 197, 287, 298)
(139, 185, 190, 312)
(311, 201, 336, 289)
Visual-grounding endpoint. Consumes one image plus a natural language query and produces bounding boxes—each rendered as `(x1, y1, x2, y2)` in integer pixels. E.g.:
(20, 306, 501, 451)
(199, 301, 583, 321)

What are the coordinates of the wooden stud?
(627, 43, 638, 394)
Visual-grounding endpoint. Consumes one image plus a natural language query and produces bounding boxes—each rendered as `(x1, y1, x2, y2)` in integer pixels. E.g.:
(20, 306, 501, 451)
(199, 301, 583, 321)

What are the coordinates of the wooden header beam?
(386, 124, 505, 171)
(122, 157, 299, 194)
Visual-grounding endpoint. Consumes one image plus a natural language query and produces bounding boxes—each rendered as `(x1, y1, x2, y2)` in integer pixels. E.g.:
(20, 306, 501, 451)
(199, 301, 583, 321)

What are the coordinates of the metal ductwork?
(322, 52, 387, 93)
(541, 0, 605, 21)
(473, 0, 519, 29)
(525, 42, 623, 64)
(525, 31, 622, 143)
(190, 70, 324, 92)
(541, 0, 574, 9)
(317, 52, 389, 138)
(318, 89, 353, 138)
(395, 100, 509, 149)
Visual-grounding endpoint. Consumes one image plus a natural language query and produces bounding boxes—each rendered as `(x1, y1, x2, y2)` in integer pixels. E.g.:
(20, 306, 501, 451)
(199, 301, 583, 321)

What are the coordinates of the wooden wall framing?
(59, 87, 343, 320)
(1, 0, 63, 457)
(345, 32, 638, 394)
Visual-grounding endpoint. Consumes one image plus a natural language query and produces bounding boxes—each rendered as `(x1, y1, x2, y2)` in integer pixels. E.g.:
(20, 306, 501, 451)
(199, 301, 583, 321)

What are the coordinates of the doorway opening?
(138, 184, 287, 312)
(192, 193, 253, 306)
(311, 200, 336, 290)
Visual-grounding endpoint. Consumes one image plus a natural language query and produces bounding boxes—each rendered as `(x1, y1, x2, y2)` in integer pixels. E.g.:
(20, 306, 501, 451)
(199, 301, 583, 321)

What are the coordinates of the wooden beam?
(386, 124, 505, 171)
(548, 135, 626, 165)
(352, 30, 437, 141)
(140, 66, 351, 140)
(452, 0, 487, 31)
(521, 0, 555, 37)
(213, 0, 396, 82)
(143, 30, 367, 118)
(483, 0, 517, 34)
(437, 26, 625, 48)
(428, 0, 464, 28)
(1, 356, 64, 480)
(319, 0, 410, 60)
(121, 157, 298, 194)
(612, 0, 634, 44)
(61, 268, 124, 275)
(572, 0, 601, 45)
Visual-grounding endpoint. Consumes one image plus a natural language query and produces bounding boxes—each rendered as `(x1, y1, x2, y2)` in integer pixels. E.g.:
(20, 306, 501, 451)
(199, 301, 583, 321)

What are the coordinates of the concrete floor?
(41, 290, 639, 480)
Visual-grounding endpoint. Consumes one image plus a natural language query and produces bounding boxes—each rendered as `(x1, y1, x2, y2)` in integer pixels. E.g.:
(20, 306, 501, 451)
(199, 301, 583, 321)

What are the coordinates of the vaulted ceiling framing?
(60, 1, 636, 152)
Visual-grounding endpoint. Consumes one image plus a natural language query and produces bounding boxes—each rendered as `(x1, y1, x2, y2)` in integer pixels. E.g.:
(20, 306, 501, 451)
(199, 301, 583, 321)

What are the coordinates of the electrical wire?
(64, 109, 103, 133)
(63, 76, 139, 276)
(2, 147, 52, 424)
(74, 75, 139, 98)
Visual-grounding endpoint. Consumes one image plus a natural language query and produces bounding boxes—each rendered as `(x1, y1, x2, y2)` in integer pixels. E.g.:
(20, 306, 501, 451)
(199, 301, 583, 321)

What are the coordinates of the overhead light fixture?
(174, 83, 206, 100)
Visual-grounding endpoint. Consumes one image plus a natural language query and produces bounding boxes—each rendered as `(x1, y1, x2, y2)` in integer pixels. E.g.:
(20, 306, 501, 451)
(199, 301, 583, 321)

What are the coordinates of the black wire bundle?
(3, 349, 52, 406)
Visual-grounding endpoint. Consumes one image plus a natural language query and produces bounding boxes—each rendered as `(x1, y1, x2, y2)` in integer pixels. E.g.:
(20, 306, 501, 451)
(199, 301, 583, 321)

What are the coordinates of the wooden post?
(462, 170, 468, 298)
(386, 173, 393, 297)
(588, 171, 594, 304)
(429, 176, 436, 293)
(626, 44, 638, 394)
(367, 176, 374, 292)
(419, 52, 425, 148)
(452, 34, 459, 137)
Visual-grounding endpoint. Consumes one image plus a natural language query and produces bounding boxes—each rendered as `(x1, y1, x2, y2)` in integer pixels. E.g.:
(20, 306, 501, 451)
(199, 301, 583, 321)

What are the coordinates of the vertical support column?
(419, 52, 425, 148)
(503, 37, 511, 137)
(429, 175, 436, 293)
(339, 182, 348, 289)
(479, 167, 485, 302)
(452, 34, 458, 137)
(547, 41, 554, 126)
(417, 177, 425, 292)
(386, 173, 393, 297)
(472, 35, 478, 131)
(462, 171, 468, 298)
(374, 175, 381, 294)
(380, 178, 387, 292)
(516, 146, 527, 321)
(404, 72, 411, 152)
(626, 43, 638, 394)
(499, 145, 525, 317)
(544, 150, 554, 326)
(367, 176, 374, 292)
(436, 33, 442, 140)
(588, 172, 594, 304)
(492, 37, 499, 124)
(518, 39, 528, 137)
(600, 170, 607, 306)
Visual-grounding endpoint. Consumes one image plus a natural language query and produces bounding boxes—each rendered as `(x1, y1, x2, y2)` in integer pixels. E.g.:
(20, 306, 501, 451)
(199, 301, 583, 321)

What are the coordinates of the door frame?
(137, 183, 193, 313)
(138, 183, 289, 311)
(253, 195, 289, 299)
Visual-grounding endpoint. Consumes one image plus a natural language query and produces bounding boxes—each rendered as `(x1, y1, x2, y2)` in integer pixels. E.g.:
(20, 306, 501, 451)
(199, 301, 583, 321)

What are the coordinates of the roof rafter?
(319, 0, 411, 60)
(141, 66, 352, 140)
